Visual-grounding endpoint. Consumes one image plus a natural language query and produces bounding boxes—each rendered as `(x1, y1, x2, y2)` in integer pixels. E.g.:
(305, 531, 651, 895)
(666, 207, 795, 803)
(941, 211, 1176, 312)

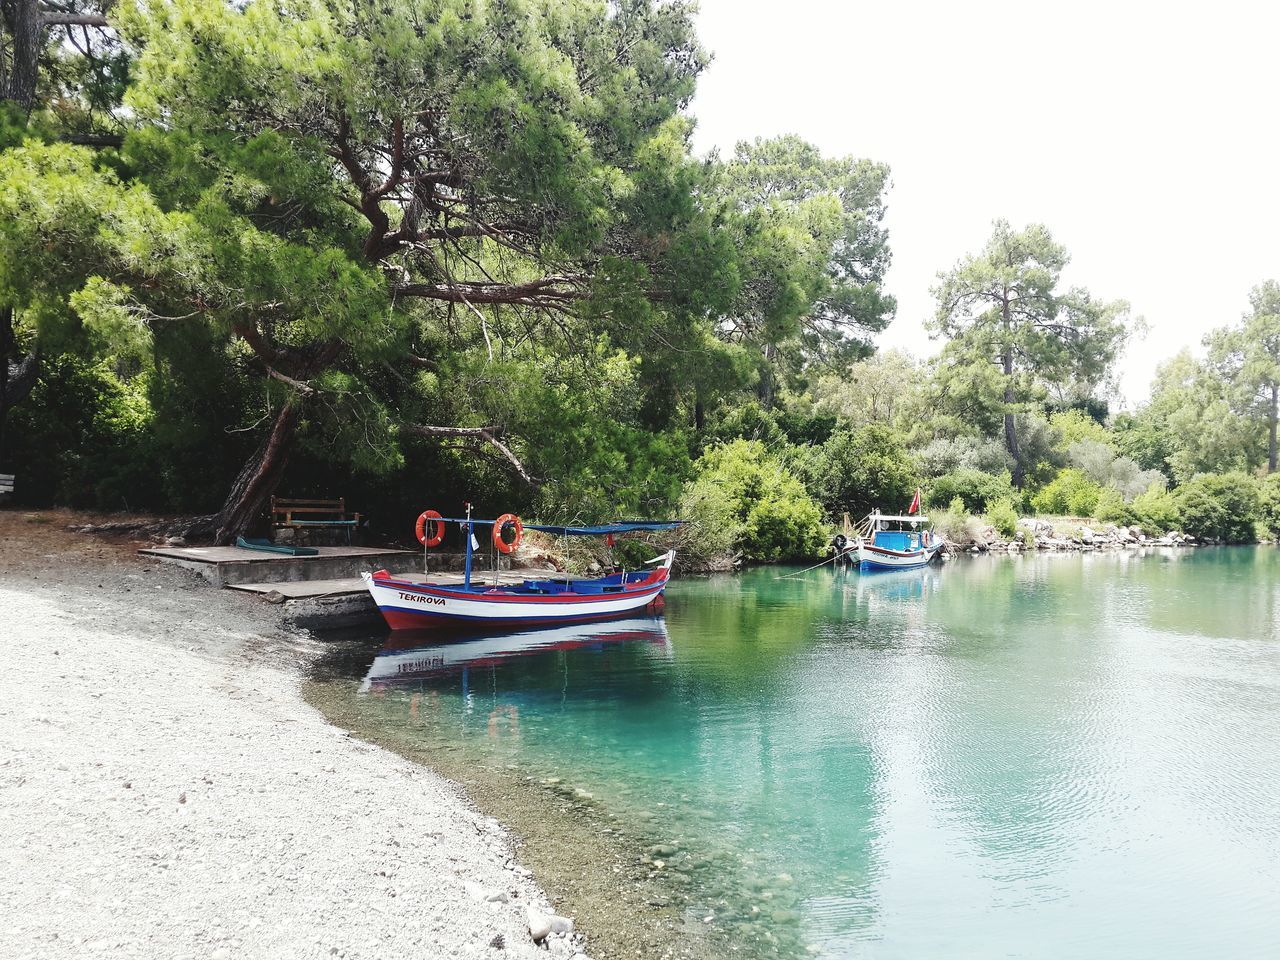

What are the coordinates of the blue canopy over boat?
(526, 520, 684, 536)
(432, 517, 683, 536)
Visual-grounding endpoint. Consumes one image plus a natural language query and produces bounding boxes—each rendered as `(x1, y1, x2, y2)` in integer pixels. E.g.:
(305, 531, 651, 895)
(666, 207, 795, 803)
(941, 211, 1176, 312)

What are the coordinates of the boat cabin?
(867, 513, 932, 552)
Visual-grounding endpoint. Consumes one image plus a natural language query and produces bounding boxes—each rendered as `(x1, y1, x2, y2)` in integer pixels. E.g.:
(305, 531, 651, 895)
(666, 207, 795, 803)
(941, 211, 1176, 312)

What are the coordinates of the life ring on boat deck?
(415, 509, 445, 548)
(493, 513, 523, 554)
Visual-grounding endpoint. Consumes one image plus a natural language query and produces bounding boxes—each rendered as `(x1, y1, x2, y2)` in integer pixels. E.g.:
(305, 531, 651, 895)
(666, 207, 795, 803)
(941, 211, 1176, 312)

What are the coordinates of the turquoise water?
(315, 548, 1280, 958)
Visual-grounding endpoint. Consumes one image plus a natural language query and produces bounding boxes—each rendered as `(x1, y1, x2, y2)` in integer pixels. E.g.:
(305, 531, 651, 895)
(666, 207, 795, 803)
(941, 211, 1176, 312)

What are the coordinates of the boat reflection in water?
(358, 615, 673, 693)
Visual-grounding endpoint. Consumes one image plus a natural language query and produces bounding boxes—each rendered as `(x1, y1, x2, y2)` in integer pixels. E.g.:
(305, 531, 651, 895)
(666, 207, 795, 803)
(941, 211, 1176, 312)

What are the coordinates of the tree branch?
(40, 12, 109, 26)
(400, 422, 539, 485)
(396, 277, 584, 306)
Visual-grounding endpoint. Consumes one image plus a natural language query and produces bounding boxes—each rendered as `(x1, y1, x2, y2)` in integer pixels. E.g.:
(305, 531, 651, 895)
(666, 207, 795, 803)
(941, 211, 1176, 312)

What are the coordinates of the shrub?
(1093, 487, 1135, 526)
(1262, 473, 1280, 539)
(915, 435, 1014, 478)
(984, 498, 1019, 538)
(1050, 409, 1112, 448)
(926, 468, 1016, 514)
(800, 424, 920, 519)
(933, 497, 984, 546)
(1130, 483, 1181, 535)
(1068, 439, 1165, 500)
(1175, 472, 1261, 543)
(1030, 468, 1102, 517)
(679, 439, 828, 563)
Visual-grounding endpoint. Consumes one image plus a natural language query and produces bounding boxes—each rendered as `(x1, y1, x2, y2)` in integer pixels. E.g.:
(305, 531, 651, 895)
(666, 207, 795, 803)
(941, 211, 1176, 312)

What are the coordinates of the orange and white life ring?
(492, 513, 523, 554)
(415, 509, 445, 548)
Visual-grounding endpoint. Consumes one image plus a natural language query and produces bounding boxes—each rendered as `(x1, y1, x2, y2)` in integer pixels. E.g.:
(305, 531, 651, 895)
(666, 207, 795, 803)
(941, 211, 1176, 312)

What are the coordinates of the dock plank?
(225, 568, 576, 600)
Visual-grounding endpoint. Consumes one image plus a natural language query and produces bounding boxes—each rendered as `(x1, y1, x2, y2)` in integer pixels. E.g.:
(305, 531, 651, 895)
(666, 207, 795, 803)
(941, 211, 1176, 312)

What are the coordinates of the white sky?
(688, 0, 1280, 407)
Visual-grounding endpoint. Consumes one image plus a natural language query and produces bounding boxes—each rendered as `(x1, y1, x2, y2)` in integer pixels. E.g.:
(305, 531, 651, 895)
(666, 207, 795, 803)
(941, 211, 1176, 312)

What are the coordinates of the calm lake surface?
(311, 548, 1280, 959)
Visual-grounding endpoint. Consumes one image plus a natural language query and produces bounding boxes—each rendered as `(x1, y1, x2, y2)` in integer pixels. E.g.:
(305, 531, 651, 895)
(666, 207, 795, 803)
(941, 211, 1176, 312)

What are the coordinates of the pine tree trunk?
(1, 0, 43, 109)
(0, 305, 10, 471)
(1270, 383, 1278, 474)
(757, 343, 775, 407)
(211, 400, 302, 545)
(1003, 349, 1022, 488)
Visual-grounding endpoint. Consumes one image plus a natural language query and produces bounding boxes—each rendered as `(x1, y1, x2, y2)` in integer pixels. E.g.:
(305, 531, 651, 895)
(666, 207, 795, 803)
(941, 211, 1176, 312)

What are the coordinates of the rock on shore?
(947, 519, 1201, 555)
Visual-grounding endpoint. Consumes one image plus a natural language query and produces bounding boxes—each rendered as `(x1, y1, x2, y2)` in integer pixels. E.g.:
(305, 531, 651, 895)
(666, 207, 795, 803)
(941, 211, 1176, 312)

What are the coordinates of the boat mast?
(463, 501, 474, 591)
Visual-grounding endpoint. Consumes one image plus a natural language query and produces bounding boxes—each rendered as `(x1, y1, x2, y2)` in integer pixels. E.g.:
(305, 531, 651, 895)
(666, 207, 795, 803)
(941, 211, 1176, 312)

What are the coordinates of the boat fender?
(415, 509, 445, 547)
(493, 513, 523, 554)
(833, 533, 848, 552)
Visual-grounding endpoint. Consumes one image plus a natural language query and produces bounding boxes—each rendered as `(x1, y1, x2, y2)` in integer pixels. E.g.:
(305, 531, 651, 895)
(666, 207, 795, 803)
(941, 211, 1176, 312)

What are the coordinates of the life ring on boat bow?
(493, 513, 523, 554)
(415, 509, 445, 548)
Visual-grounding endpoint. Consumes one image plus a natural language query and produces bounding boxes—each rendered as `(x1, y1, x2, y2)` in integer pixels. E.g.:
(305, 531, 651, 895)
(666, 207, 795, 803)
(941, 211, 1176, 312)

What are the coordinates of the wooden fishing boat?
(856, 511, 943, 572)
(364, 509, 680, 630)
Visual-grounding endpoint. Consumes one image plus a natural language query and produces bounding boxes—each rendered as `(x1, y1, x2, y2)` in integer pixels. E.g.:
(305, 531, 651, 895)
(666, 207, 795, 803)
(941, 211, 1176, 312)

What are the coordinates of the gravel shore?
(0, 511, 577, 960)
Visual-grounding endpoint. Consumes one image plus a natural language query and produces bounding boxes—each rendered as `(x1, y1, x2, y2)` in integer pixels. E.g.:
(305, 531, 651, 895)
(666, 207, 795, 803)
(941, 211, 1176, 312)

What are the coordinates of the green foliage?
(708, 135, 895, 383)
(1123, 349, 1263, 484)
(1030, 468, 1103, 517)
(812, 350, 919, 428)
(932, 497, 983, 546)
(1067, 439, 1165, 500)
(1093, 487, 1135, 527)
(1205, 280, 1280, 471)
(8, 355, 152, 509)
(0, 0, 1267, 560)
(1175, 472, 1261, 543)
(1050, 409, 1113, 448)
(1260, 473, 1280, 538)
(680, 440, 826, 563)
(984, 498, 1019, 538)
(926, 469, 1015, 514)
(1129, 483, 1181, 535)
(916, 435, 1013, 478)
(929, 220, 1129, 483)
(798, 424, 920, 519)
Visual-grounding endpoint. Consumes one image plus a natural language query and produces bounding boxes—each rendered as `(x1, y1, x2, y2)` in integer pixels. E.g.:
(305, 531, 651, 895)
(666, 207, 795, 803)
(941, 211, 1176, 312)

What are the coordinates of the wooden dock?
(138, 542, 577, 629)
(226, 568, 577, 630)
(138, 543, 420, 587)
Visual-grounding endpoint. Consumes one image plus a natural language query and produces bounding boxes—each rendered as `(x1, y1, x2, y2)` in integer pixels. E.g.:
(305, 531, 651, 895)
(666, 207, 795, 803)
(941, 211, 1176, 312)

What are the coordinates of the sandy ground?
(0, 510, 583, 960)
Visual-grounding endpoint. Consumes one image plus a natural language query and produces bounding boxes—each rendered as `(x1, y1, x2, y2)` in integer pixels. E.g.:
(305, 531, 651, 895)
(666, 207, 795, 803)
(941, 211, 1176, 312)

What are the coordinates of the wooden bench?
(0, 474, 13, 501)
(270, 496, 361, 545)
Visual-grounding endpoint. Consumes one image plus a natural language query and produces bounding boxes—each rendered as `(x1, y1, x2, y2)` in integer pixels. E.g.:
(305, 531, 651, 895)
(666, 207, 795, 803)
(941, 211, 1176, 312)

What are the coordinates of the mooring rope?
(773, 550, 845, 580)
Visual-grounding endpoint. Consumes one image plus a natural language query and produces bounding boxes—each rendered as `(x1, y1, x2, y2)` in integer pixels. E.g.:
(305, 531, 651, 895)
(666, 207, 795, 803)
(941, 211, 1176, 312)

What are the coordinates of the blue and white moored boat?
(857, 510, 943, 572)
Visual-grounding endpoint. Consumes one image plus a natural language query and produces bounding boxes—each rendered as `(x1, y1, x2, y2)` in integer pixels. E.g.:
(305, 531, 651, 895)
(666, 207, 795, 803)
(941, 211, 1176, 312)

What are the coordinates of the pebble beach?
(0, 512, 584, 960)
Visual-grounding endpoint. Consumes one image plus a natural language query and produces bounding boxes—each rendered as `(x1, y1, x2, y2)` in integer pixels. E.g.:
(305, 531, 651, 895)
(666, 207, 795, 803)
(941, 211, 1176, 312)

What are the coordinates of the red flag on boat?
(908, 488, 921, 515)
